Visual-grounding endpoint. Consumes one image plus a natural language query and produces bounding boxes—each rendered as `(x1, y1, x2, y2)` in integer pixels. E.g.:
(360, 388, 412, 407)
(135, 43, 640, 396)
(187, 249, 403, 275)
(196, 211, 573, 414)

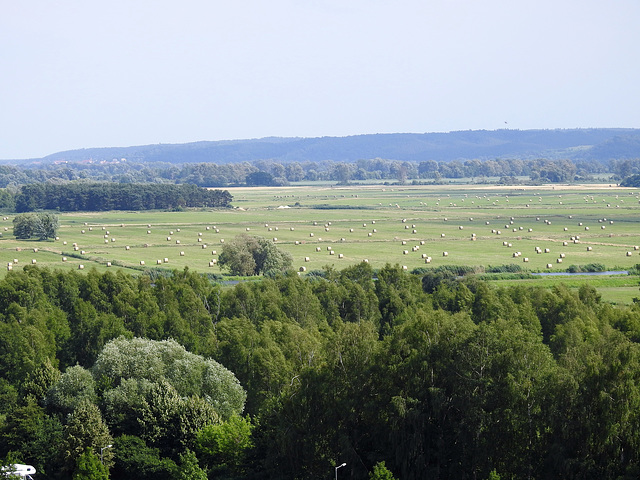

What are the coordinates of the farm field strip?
(0, 184, 638, 302)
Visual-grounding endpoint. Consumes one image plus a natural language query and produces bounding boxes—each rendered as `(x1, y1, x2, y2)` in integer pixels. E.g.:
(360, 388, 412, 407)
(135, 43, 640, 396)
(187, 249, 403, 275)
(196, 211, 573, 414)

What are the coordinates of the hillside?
(14, 128, 640, 165)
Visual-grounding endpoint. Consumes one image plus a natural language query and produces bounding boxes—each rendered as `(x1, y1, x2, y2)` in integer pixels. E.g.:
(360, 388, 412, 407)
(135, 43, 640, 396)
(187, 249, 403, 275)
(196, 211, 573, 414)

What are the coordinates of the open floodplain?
(1, 183, 639, 303)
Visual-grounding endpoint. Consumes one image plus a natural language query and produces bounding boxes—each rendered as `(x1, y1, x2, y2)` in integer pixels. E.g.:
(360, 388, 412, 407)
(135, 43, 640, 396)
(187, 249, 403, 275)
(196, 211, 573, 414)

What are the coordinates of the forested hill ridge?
(10, 128, 640, 165)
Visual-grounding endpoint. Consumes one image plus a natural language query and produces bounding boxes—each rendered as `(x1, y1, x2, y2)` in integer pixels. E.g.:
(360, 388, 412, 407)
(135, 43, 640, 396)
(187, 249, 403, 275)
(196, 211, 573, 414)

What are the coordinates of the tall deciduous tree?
(218, 234, 292, 276)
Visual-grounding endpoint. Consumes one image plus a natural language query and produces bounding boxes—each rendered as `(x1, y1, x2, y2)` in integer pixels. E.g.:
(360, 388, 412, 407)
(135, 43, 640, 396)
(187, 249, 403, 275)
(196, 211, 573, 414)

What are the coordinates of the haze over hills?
(9, 128, 640, 165)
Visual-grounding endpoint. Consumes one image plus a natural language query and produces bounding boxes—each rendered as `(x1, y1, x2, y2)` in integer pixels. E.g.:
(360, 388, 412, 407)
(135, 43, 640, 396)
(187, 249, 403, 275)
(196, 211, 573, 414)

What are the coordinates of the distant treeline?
(13, 183, 232, 212)
(1, 156, 639, 189)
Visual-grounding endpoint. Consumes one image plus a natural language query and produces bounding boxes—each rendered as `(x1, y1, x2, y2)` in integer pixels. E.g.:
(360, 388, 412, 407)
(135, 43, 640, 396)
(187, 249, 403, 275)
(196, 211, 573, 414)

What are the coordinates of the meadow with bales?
(2, 182, 639, 302)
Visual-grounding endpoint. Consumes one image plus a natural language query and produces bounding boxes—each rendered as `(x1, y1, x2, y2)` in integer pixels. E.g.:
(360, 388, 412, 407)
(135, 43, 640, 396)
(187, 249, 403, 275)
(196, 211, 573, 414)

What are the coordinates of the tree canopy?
(217, 234, 293, 276)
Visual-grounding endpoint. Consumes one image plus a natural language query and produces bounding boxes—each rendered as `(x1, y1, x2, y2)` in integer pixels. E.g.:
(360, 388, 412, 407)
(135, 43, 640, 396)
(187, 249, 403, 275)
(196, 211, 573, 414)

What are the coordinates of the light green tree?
(369, 461, 397, 480)
(72, 448, 109, 480)
(196, 414, 254, 470)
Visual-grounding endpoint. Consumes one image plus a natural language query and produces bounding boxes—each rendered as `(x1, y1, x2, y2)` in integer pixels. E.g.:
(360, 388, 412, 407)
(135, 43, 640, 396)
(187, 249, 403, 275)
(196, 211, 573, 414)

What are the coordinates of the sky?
(2, 0, 640, 160)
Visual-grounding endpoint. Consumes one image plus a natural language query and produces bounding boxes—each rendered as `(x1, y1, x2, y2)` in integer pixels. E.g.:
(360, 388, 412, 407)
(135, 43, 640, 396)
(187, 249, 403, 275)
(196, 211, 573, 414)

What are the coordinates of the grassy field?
(1, 183, 639, 303)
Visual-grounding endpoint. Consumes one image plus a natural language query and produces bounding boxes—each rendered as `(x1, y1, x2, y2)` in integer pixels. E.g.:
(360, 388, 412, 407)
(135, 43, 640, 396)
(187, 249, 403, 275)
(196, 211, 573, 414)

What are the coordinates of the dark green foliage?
(621, 173, 640, 187)
(111, 435, 177, 480)
(566, 263, 607, 273)
(245, 171, 276, 186)
(14, 182, 232, 212)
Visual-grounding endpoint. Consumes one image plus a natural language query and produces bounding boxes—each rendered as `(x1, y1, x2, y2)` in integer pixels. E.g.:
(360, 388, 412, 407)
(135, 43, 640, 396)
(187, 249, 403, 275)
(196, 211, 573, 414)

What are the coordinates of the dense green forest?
(12, 183, 232, 212)
(1, 264, 640, 479)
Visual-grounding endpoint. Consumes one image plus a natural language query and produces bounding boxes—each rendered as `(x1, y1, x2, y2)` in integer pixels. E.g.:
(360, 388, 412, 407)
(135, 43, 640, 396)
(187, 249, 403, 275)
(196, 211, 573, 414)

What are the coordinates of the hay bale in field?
(547, 264, 553, 269)
(443, 251, 448, 257)
(425, 257, 432, 263)
(627, 252, 633, 256)
(523, 257, 529, 262)
(403, 250, 409, 255)
(299, 266, 307, 272)
(544, 248, 550, 253)
(180, 251, 185, 256)
(157, 260, 162, 265)
(338, 253, 344, 259)
(140, 261, 145, 265)
(557, 258, 563, 263)
(316, 247, 321, 252)
(305, 257, 310, 262)
(587, 246, 593, 251)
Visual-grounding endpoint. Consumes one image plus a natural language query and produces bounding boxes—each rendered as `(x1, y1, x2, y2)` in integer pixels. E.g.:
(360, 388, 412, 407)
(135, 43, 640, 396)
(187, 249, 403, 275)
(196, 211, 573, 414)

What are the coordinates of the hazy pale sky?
(2, 0, 639, 159)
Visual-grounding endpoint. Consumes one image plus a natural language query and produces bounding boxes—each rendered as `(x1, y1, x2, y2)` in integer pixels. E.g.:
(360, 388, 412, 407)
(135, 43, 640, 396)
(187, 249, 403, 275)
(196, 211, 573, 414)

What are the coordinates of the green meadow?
(1, 183, 639, 303)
